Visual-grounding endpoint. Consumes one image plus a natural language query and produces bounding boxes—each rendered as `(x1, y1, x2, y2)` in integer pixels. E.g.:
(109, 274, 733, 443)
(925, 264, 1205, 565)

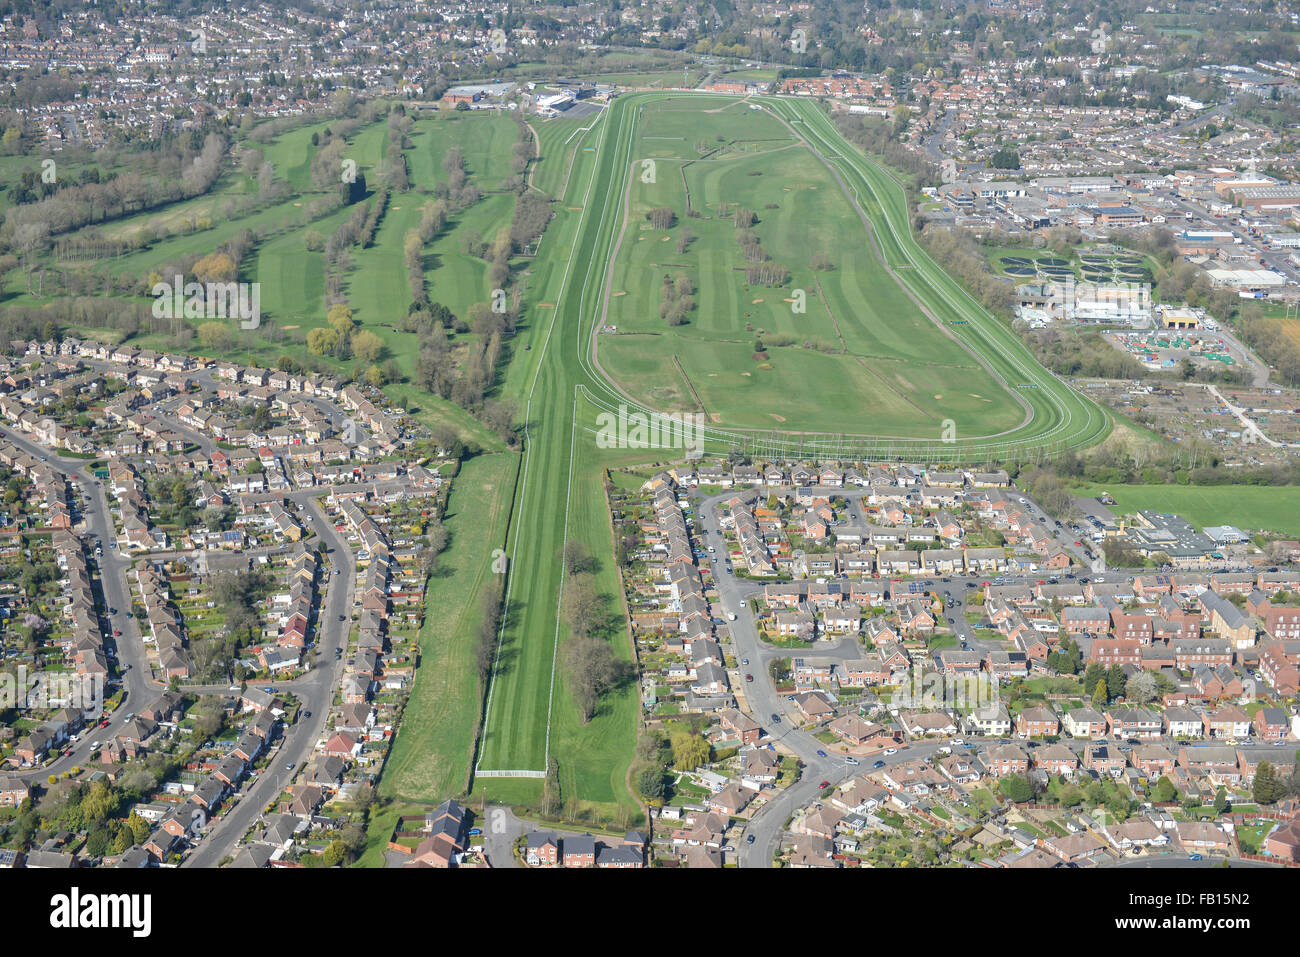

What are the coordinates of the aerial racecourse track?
(570, 91, 1113, 462)
(474, 91, 1111, 787)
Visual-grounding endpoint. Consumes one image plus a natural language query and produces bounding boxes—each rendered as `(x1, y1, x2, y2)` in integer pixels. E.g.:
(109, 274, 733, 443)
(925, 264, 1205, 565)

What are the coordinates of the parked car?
(818, 781, 830, 790)
(745, 674, 753, 683)
(745, 834, 755, 844)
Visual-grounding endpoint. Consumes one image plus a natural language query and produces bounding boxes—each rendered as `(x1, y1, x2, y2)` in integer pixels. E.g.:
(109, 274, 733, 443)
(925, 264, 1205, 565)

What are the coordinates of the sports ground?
(472, 92, 1112, 804)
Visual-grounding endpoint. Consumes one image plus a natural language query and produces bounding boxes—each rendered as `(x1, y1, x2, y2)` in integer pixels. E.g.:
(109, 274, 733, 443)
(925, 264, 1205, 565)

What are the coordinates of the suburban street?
(683, 485, 1179, 867)
(4, 414, 360, 866)
(183, 497, 355, 867)
(3, 426, 158, 779)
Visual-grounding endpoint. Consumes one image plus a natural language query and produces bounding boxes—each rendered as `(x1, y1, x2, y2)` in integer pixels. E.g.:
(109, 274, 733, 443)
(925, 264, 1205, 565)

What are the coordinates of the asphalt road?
(3, 427, 158, 779)
(6, 409, 361, 865)
(182, 497, 355, 867)
(683, 491, 945, 865)
(686, 486, 1117, 867)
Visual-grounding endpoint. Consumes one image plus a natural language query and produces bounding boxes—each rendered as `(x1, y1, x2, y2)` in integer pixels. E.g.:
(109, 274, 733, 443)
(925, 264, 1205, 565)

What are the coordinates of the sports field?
(380, 452, 520, 803)
(472, 92, 1112, 807)
(1073, 483, 1300, 538)
(598, 96, 1022, 436)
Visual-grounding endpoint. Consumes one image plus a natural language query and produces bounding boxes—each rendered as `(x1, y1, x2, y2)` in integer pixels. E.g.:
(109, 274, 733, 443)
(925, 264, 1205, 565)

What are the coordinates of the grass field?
(35, 106, 524, 449)
(1072, 483, 1300, 538)
(1255, 313, 1300, 349)
(529, 115, 594, 198)
(470, 109, 643, 819)
(380, 452, 520, 804)
(597, 97, 1021, 435)
(567, 93, 1111, 461)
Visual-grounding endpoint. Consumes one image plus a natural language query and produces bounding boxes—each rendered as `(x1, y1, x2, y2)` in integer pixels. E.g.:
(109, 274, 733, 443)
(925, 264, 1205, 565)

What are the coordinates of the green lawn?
(380, 452, 520, 804)
(1072, 483, 1300, 538)
(595, 96, 1023, 438)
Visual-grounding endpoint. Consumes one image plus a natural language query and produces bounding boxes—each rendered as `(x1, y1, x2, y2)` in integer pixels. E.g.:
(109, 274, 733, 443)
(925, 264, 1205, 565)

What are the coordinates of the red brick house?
(1264, 816, 1300, 862)
(1254, 707, 1290, 741)
(1015, 707, 1059, 738)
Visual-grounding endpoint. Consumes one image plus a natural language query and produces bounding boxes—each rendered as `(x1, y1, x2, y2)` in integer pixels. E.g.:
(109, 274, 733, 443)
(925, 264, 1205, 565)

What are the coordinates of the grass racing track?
(573, 92, 1112, 462)
(474, 91, 1110, 795)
